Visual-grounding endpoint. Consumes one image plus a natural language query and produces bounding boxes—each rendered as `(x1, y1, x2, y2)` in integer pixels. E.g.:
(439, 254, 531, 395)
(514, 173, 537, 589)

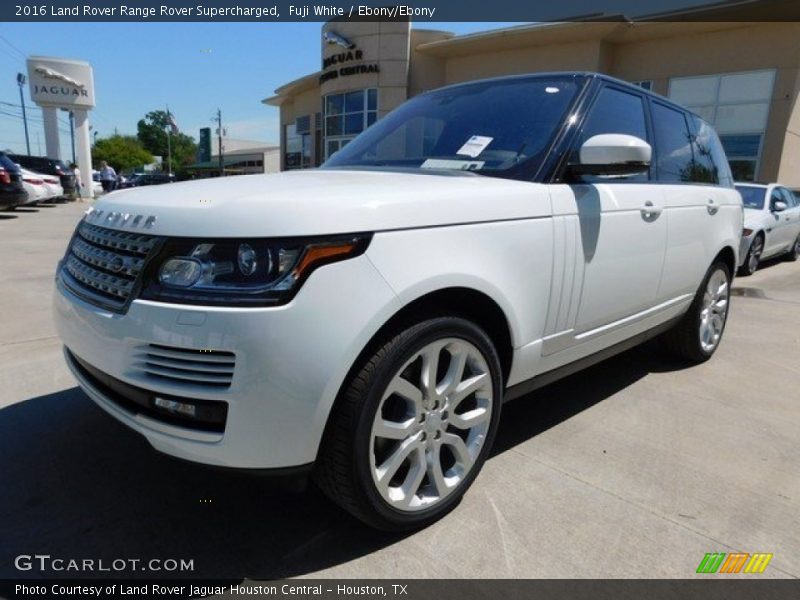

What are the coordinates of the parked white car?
(18, 168, 48, 205)
(54, 74, 742, 530)
(735, 182, 800, 274)
(40, 173, 64, 201)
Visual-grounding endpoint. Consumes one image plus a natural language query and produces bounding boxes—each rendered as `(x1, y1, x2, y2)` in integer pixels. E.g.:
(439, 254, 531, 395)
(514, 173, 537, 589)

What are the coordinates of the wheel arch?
(349, 286, 515, 384)
(714, 244, 737, 277)
(313, 285, 516, 465)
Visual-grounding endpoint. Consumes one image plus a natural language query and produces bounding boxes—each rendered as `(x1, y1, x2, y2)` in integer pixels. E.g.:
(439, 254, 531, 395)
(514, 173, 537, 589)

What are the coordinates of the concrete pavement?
(0, 201, 798, 579)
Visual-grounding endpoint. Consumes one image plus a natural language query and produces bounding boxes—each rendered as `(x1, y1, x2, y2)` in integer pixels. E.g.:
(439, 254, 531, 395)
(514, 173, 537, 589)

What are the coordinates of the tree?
(137, 110, 197, 172)
(92, 135, 154, 172)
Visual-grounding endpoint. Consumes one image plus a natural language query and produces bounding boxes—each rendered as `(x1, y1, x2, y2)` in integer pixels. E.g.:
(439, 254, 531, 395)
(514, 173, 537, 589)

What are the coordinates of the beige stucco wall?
(443, 39, 607, 85)
(407, 29, 451, 97)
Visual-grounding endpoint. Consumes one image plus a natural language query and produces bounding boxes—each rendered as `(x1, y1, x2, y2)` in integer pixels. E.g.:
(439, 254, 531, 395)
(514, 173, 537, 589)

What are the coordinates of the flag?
(166, 108, 179, 134)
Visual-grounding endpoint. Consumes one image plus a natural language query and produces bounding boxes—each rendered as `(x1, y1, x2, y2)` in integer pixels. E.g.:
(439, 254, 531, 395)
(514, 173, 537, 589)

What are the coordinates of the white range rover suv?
(54, 73, 742, 530)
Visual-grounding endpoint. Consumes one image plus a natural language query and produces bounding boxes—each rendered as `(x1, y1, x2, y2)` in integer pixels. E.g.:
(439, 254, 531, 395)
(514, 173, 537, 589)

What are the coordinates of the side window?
(652, 102, 695, 183)
(577, 86, 649, 182)
(769, 188, 784, 211)
(779, 187, 796, 208)
(691, 116, 730, 186)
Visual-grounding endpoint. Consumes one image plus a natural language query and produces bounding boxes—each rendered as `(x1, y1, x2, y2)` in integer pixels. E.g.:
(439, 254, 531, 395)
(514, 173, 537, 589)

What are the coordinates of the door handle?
(707, 198, 719, 215)
(640, 201, 662, 221)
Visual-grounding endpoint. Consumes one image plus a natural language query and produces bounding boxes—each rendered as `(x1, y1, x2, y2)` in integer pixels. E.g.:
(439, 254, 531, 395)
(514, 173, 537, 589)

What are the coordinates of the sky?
(0, 22, 521, 159)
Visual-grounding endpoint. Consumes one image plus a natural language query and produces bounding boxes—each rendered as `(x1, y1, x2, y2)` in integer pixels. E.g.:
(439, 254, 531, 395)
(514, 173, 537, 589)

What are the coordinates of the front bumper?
(54, 254, 401, 469)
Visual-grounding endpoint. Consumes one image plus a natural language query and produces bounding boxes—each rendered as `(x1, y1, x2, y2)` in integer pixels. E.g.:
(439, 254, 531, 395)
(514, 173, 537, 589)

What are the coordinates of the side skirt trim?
(503, 316, 681, 403)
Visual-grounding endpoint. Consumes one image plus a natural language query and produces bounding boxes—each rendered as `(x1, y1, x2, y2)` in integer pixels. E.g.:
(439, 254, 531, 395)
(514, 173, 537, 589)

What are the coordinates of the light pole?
(16, 73, 30, 155)
(62, 108, 76, 163)
(70, 111, 76, 163)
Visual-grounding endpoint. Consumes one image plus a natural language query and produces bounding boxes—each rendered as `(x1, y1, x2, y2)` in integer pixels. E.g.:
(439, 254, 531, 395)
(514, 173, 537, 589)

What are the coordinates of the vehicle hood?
(85, 169, 549, 237)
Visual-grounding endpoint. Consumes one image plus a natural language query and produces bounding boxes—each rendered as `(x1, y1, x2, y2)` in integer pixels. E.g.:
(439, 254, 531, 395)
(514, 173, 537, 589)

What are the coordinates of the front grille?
(59, 222, 160, 312)
(132, 343, 236, 388)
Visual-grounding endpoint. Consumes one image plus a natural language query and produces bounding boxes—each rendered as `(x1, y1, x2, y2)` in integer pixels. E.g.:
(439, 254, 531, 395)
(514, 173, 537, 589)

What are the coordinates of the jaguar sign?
(26, 55, 96, 198)
(27, 56, 95, 108)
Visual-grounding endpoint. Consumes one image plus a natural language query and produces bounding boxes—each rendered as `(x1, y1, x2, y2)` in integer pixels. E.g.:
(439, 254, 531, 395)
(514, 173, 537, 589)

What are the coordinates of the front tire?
(314, 317, 503, 531)
(739, 234, 763, 276)
(664, 261, 731, 363)
(786, 234, 800, 262)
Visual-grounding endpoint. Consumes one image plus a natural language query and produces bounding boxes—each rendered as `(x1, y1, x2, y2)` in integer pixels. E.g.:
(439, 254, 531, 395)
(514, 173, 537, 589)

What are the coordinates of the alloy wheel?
(369, 338, 493, 512)
(699, 268, 730, 354)
(748, 237, 763, 273)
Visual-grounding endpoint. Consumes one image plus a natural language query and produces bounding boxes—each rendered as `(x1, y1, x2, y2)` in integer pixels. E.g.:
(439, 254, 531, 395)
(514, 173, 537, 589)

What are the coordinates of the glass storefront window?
(324, 88, 378, 159)
(720, 134, 762, 182)
(284, 123, 311, 170)
(668, 69, 775, 181)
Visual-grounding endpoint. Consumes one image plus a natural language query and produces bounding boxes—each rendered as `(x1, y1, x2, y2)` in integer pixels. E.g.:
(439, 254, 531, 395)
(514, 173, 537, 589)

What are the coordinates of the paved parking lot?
(1, 201, 798, 580)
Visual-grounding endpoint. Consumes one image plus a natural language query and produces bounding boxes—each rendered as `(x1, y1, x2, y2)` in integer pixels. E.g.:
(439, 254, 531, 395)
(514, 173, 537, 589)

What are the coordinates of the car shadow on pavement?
(492, 340, 689, 456)
(0, 387, 404, 580)
(0, 341, 691, 580)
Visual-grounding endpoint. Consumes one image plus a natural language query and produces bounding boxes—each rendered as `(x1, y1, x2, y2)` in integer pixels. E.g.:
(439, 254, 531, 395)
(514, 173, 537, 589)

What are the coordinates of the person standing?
(99, 161, 117, 193)
(69, 163, 82, 200)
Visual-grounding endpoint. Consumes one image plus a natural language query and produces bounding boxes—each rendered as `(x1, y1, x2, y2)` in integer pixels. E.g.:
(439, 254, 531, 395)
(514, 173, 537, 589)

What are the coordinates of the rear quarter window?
(651, 102, 694, 183)
(692, 116, 733, 187)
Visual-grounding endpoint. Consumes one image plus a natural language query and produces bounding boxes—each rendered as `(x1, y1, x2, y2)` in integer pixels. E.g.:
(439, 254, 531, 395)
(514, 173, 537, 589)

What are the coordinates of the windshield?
(736, 185, 766, 209)
(324, 75, 583, 180)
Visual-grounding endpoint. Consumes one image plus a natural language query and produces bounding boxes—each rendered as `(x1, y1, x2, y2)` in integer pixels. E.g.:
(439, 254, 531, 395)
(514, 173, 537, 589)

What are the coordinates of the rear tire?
(664, 261, 731, 363)
(314, 317, 503, 531)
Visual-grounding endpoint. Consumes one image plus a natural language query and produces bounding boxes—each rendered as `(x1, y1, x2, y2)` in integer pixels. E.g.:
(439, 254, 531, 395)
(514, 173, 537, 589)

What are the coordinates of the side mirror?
(772, 200, 788, 212)
(570, 134, 651, 177)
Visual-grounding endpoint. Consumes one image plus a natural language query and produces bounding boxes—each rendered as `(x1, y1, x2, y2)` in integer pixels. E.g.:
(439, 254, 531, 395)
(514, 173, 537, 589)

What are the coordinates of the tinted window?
(735, 185, 766, 209)
(769, 188, 784, 211)
(652, 103, 695, 183)
(778, 187, 796, 208)
(325, 76, 582, 181)
(577, 86, 649, 181)
(692, 116, 733, 186)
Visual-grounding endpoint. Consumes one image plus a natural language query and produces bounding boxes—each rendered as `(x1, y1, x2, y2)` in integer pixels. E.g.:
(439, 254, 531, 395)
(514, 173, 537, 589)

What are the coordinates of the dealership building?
(263, 10, 800, 185)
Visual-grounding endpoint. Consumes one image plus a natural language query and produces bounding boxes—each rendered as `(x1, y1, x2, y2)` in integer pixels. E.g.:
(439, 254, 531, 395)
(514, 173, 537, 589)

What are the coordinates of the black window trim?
(548, 75, 730, 189)
(551, 80, 654, 185)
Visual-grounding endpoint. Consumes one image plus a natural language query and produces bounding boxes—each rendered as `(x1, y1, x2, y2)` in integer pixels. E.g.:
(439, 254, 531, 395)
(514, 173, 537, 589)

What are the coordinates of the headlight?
(139, 234, 371, 306)
(742, 228, 753, 236)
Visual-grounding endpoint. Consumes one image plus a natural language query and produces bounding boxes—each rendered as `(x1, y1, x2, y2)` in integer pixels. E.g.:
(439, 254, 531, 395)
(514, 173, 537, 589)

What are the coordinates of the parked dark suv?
(8, 154, 76, 196)
(127, 172, 176, 187)
(0, 152, 27, 210)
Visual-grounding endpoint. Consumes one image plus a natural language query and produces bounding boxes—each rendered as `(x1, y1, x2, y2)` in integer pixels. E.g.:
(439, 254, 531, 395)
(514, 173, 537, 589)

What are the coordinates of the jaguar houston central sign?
(319, 31, 379, 84)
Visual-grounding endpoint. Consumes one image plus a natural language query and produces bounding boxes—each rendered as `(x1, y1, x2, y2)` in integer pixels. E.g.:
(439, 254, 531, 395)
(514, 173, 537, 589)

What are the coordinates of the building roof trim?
(263, 71, 320, 106)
